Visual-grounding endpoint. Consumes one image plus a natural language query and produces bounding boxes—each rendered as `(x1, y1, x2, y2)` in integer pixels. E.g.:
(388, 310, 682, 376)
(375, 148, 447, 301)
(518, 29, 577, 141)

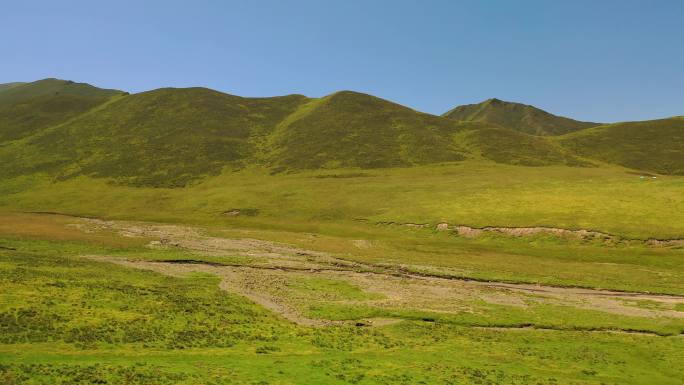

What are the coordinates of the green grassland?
(2, 162, 684, 297)
(3, 162, 682, 238)
(1, 234, 683, 385)
(0, 82, 26, 93)
(558, 117, 684, 175)
(0, 79, 124, 143)
(1, 79, 681, 189)
(1, 79, 684, 384)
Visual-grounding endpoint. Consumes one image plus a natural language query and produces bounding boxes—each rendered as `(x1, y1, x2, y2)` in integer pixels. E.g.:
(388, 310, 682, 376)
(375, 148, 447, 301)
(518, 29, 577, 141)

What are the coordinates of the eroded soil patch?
(377, 220, 684, 247)
(64, 216, 684, 330)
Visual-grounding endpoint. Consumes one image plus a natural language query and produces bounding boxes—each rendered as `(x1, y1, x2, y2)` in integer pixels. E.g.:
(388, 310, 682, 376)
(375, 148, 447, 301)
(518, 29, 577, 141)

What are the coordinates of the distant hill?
(0, 79, 125, 142)
(452, 122, 590, 167)
(0, 82, 25, 93)
(0, 78, 122, 104)
(557, 117, 684, 175)
(2, 87, 309, 187)
(0, 78, 681, 186)
(267, 91, 467, 170)
(443, 98, 599, 136)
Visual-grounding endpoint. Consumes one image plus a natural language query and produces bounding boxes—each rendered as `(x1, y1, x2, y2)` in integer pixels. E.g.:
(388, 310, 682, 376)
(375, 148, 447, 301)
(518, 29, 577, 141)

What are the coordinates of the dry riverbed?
(72, 217, 684, 332)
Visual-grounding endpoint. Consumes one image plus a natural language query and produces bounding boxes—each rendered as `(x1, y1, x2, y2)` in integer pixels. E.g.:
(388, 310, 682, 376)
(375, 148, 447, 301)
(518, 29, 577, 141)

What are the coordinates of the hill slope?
(3, 78, 681, 187)
(0, 84, 595, 187)
(0, 79, 125, 142)
(557, 117, 684, 175)
(0, 78, 122, 104)
(453, 122, 590, 167)
(2, 87, 309, 186)
(0, 82, 25, 93)
(267, 91, 467, 169)
(443, 98, 599, 136)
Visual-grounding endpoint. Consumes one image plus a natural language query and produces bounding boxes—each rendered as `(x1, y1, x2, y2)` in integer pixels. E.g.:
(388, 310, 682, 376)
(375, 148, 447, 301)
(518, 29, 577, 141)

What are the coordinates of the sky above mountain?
(2, 0, 683, 122)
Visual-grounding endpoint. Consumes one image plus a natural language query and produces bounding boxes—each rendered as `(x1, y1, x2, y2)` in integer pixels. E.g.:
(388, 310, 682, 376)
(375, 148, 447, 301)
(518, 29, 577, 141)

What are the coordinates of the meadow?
(1, 161, 683, 384)
(1, 233, 683, 385)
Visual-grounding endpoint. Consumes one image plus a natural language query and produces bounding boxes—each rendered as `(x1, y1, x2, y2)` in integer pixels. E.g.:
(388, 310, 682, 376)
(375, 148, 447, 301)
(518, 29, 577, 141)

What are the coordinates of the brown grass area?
(0, 212, 147, 247)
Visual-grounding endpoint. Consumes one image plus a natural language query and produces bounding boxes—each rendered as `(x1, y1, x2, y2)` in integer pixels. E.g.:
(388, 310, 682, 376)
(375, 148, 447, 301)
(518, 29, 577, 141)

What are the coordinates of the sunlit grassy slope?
(453, 123, 590, 166)
(1, 87, 309, 186)
(0, 78, 124, 142)
(6, 78, 683, 187)
(0, 82, 25, 93)
(0, 78, 122, 104)
(268, 91, 467, 169)
(558, 117, 684, 175)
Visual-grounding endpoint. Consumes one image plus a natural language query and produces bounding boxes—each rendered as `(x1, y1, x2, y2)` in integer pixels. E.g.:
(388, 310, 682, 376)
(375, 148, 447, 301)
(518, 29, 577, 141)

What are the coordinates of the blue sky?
(2, 0, 682, 122)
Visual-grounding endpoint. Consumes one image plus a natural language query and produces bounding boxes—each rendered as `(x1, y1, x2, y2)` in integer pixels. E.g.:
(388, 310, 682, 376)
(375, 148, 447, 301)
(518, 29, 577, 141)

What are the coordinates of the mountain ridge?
(0, 78, 682, 187)
(0, 79, 125, 142)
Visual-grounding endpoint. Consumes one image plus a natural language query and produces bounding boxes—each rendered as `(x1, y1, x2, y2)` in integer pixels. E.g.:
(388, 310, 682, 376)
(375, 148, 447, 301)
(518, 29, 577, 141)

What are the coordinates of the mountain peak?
(0, 78, 124, 105)
(443, 98, 599, 136)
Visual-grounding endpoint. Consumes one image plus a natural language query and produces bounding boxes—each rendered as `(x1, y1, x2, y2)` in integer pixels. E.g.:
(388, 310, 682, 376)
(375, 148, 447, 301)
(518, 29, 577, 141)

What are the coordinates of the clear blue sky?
(2, 0, 682, 122)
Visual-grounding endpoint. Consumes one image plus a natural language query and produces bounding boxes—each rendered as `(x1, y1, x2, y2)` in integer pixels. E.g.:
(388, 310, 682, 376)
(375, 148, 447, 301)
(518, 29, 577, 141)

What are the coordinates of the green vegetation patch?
(0, 363, 201, 385)
(455, 124, 592, 166)
(306, 302, 684, 336)
(558, 117, 684, 175)
(1, 237, 684, 384)
(0, 248, 292, 349)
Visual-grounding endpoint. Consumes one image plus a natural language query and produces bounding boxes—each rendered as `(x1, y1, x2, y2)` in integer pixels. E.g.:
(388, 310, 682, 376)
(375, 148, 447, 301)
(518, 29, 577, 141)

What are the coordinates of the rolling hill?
(0, 80, 598, 187)
(0, 82, 25, 93)
(453, 122, 590, 167)
(557, 117, 684, 175)
(0, 78, 125, 142)
(0, 78, 123, 105)
(267, 91, 467, 170)
(1, 87, 309, 187)
(0, 78, 682, 186)
(443, 98, 599, 136)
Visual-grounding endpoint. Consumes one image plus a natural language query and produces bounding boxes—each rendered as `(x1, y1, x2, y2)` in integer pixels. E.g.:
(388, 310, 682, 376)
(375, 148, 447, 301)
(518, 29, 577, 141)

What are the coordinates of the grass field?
(1, 161, 683, 384)
(2, 162, 683, 237)
(1, 232, 683, 384)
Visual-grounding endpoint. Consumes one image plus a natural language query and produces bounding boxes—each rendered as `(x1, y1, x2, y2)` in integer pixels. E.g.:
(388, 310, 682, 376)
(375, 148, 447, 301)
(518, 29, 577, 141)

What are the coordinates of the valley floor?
(1, 163, 683, 384)
(1, 212, 683, 384)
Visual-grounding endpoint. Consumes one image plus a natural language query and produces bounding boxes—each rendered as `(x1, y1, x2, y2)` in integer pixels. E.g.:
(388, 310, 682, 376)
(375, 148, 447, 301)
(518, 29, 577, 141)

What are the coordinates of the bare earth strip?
(375, 220, 684, 246)
(74, 217, 684, 330)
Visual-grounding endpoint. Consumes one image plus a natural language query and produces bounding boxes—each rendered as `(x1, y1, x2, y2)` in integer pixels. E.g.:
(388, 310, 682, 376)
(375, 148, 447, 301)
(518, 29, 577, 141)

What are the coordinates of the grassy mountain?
(557, 117, 684, 175)
(443, 98, 599, 136)
(0, 78, 122, 104)
(0, 79, 125, 142)
(2, 78, 681, 187)
(267, 91, 467, 170)
(1, 83, 595, 186)
(0, 82, 25, 93)
(0, 88, 473, 186)
(2, 87, 309, 187)
(453, 122, 590, 167)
